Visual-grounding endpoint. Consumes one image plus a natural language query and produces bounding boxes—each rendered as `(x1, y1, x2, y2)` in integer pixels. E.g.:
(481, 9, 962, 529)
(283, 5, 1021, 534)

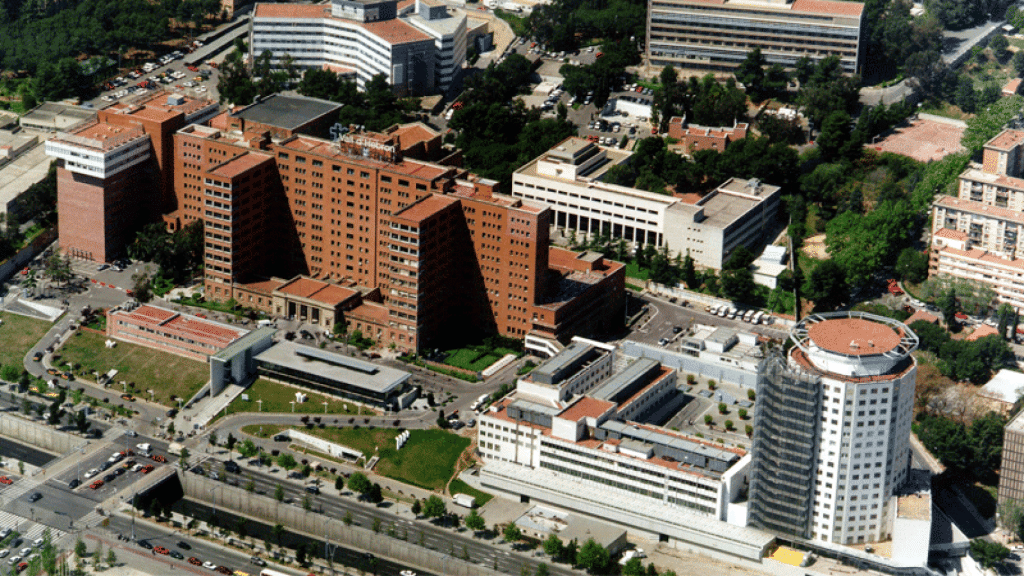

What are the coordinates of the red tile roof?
(905, 310, 940, 326)
(1003, 78, 1022, 96)
(933, 227, 968, 241)
(389, 123, 438, 151)
(349, 301, 389, 324)
(967, 324, 1000, 341)
(275, 277, 359, 306)
(986, 129, 1024, 150)
(937, 194, 1024, 225)
(254, 3, 330, 18)
(114, 305, 246, 348)
(392, 194, 458, 223)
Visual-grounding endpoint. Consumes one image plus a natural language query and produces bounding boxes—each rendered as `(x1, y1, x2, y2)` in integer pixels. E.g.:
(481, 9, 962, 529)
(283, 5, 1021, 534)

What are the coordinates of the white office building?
(748, 312, 919, 545)
(512, 137, 782, 269)
(477, 339, 775, 560)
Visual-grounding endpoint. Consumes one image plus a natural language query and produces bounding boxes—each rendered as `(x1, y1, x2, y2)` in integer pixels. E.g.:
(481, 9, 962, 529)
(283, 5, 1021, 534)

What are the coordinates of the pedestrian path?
(187, 383, 245, 430)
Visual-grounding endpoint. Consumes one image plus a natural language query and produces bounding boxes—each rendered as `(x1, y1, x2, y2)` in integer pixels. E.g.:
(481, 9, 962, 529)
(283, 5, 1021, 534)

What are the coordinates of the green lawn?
(0, 312, 51, 370)
(449, 479, 493, 506)
(442, 343, 520, 372)
(245, 426, 471, 492)
(224, 378, 371, 417)
(57, 330, 208, 406)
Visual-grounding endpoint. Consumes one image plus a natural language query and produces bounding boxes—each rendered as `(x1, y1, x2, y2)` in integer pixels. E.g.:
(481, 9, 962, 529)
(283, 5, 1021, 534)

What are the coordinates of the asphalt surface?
(0, 436, 57, 468)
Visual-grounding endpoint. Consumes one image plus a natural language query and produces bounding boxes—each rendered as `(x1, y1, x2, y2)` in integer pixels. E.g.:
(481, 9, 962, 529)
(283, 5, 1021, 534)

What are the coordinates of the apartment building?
(646, 0, 865, 75)
(250, 0, 467, 95)
(478, 341, 775, 559)
(930, 129, 1024, 309)
(748, 312, 919, 544)
(512, 137, 781, 269)
(998, 409, 1024, 508)
(46, 92, 219, 262)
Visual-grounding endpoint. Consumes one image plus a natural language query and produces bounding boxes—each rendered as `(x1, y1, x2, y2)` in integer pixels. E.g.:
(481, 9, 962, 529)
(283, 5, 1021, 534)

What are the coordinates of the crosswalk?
(0, 510, 66, 545)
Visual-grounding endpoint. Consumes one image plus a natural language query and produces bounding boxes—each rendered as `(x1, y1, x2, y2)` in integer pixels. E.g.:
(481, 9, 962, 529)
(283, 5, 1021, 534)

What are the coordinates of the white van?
(256, 319, 274, 328)
(727, 308, 738, 319)
(136, 443, 151, 455)
(752, 311, 764, 325)
(709, 304, 720, 315)
(743, 310, 756, 322)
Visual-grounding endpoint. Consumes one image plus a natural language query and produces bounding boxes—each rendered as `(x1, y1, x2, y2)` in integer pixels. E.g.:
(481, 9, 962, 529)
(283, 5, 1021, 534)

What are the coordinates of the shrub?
(724, 420, 734, 430)
(708, 380, 717, 390)
(718, 402, 727, 414)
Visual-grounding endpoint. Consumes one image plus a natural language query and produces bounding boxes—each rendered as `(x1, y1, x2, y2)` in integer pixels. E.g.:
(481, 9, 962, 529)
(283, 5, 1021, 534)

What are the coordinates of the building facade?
(107, 304, 249, 362)
(748, 312, 919, 544)
(47, 93, 218, 262)
(930, 129, 1024, 309)
(250, 0, 467, 95)
(512, 137, 782, 269)
(646, 0, 865, 75)
(998, 409, 1024, 508)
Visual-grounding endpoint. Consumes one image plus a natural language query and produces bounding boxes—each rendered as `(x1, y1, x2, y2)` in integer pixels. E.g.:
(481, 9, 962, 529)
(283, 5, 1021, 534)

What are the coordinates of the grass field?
(244, 425, 470, 492)
(449, 479, 493, 506)
(0, 312, 51, 370)
(224, 378, 371, 417)
(58, 330, 208, 406)
(443, 345, 519, 372)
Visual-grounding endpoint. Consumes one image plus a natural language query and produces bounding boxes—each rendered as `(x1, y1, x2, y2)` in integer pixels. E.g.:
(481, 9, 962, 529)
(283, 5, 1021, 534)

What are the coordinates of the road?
(186, 459, 574, 576)
(629, 293, 789, 348)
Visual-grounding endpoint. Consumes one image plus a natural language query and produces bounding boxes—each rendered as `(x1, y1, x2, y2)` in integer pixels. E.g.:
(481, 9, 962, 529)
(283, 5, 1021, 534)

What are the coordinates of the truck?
(453, 493, 476, 508)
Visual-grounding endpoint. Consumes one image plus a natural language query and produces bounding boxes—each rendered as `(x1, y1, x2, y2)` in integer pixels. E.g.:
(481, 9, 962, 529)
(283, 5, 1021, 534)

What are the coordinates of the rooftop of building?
(1006, 402, 1024, 433)
(558, 397, 616, 422)
(253, 3, 332, 18)
(936, 191, 1024, 223)
(209, 151, 274, 179)
(666, 178, 778, 229)
(55, 120, 147, 152)
(1004, 78, 1022, 95)
(253, 2, 432, 43)
(933, 227, 969, 241)
(231, 94, 343, 132)
(967, 324, 1000, 341)
(405, 3, 465, 35)
(387, 122, 438, 151)
(110, 304, 248, 348)
(986, 129, 1024, 151)
(276, 134, 452, 180)
(897, 492, 931, 521)
(21, 102, 96, 132)
(212, 327, 277, 361)
(348, 300, 389, 324)
(806, 317, 902, 357)
(108, 91, 217, 119)
(255, 341, 410, 394)
(979, 369, 1024, 404)
(274, 276, 360, 306)
(932, 242, 1024, 271)
(659, 0, 863, 17)
(590, 357, 660, 402)
(392, 193, 459, 223)
(905, 309, 940, 325)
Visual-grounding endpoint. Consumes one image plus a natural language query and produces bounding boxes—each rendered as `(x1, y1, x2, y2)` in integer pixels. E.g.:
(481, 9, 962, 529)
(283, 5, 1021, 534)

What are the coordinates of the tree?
(735, 48, 766, 100)
(1013, 50, 1024, 76)
(970, 539, 1009, 569)
(622, 557, 646, 576)
(503, 523, 522, 544)
(938, 287, 958, 327)
(349, 472, 371, 495)
(991, 34, 1010, 60)
(896, 248, 929, 284)
(271, 523, 284, 545)
(543, 533, 564, 558)
(575, 538, 609, 574)
(916, 414, 971, 470)
(179, 447, 190, 469)
(1000, 498, 1024, 543)
(803, 259, 849, 312)
(344, 511, 354, 526)
(277, 453, 297, 470)
(816, 110, 852, 162)
(437, 409, 449, 429)
(824, 200, 916, 289)
(296, 543, 307, 566)
(106, 547, 117, 568)
(334, 475, 345, 492)
(681, 253, 699, 289)
(226, 432, 237, 455)
(274, 484, 285, 502)
(955, 75, 977, 113)
(411, 499, 422, 516)
(74, 538, 87, 559)
(537, 563, 550, 576)
(466, 508, 486, 531)
(367, 483, 383, 503)
(423, 495, 446, 518)
(209, 431, 218, 446)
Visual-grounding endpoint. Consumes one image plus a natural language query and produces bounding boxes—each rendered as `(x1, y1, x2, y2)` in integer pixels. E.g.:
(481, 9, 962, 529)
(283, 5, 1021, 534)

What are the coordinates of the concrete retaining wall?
(0, 412, 86, 455)
(0, 227, 56, 282)
(179, 471, 506, 576)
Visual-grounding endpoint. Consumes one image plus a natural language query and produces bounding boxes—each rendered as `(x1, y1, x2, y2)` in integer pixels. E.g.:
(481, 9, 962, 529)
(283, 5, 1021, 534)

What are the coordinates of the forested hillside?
(0, 0, 218, 73)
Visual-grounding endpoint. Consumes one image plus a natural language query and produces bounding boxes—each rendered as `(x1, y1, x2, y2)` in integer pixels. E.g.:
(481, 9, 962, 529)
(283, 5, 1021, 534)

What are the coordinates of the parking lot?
(87, 44, 221, 109)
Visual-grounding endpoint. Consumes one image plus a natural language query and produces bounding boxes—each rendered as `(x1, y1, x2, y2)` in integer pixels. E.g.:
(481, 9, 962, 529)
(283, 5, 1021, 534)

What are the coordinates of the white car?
(7, 556, 20, 566)
(32, 539, 43, 548)
(0, 550, 8, 558)
(84, 468, 99, 479)
(203, 561, 216, 569)
(400, 571, 418, 576)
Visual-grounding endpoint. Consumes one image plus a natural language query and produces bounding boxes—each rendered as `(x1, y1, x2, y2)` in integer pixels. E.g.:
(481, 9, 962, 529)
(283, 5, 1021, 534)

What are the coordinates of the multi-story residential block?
(930, 129, 1024, 309)
(52, 93, 626, 355)
(47, 92, 219, 262)
(478, 339, 774, 560)
(512, 137, 781, 269)
(250, 0, 467, 95)
(646, 0, 865, 75)
(748, 311, 918, 544)
(998, 409, 1024, 508)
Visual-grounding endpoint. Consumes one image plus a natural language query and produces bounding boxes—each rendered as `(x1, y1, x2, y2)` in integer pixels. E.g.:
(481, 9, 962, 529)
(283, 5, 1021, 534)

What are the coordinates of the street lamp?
(256, 399, 262, 413)
(290, 401, 295, 413)
(148, 390, 154, 403)
(322, 401, 328, 415)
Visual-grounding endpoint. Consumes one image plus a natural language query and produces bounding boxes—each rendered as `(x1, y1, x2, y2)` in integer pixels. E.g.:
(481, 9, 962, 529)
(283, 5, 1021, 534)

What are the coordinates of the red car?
(188, 557, 202, 566)
(154, 547, 169, 555)
(141, 465, 154, 474)
(16, 562, 27, 573)
(0, 476, 13, 485)
(90, 480, 104, 489)
(151, 454, 167, 463)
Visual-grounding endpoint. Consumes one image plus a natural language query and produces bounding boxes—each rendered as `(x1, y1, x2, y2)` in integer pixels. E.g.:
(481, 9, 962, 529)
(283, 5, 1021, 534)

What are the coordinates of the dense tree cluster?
(526, 0, 644, 52)
(925, 0, 1013, 30)
(0, 0, 219, 75)
(127, 220, 204, 284)
(911, 321, 1012, 383)
(653, 67, 747, 131)
(862, 0, 942, 82)
(916, 411, 1006, 480)
(450, 54, 575, 189)
(297, 68, 415, 132)
(217, 40, 298, 106)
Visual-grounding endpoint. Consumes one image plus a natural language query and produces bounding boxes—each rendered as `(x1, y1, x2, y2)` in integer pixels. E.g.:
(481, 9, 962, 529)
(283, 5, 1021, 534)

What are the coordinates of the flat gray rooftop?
(590, 357, 660, 402)
(212, 327, 276, 360)
(231, 94, 343, 132)
(20, 102, 95, 132)
(255, 341, 409, 394)
(531, 340, 599, 385)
